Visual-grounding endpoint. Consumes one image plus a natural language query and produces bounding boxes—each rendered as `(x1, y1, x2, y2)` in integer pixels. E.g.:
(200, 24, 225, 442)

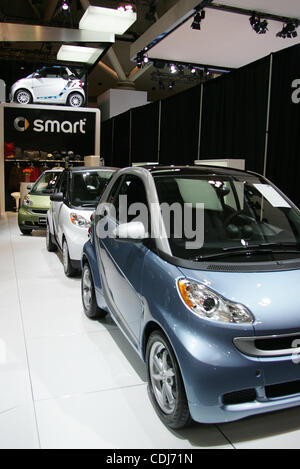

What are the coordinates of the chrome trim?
(234, 332, 300, 357)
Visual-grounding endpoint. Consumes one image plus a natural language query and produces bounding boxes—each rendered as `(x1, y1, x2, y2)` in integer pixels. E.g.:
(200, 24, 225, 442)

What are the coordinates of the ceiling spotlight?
(191, 8, 205, 30)
(168, 81, 175, 90)
(136, 51, 150, 68)
(249, 14, 268, 34)
(62, 1, 70, 11)
(170, 64, 177, 74)
(117, 3, 134, 13)
(276, 20, 299, 39)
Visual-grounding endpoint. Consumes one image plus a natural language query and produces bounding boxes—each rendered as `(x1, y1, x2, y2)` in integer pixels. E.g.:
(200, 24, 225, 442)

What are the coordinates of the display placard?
(3, 105, 98, 155)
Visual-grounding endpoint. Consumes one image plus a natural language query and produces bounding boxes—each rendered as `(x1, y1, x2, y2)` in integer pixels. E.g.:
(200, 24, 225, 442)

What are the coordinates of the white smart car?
(47, 166, 116, 276)
(10, 66, 85, 107)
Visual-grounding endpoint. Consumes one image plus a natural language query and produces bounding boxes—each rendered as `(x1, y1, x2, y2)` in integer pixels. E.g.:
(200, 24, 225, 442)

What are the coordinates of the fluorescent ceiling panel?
(57, 45, 104, 64)
(148, 8, 300, 69)
(79, 6, 137, 35)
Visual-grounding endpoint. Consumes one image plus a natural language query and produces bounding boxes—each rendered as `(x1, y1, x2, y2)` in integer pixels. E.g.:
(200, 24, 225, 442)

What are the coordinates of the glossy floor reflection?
(1, 213, 300, 448)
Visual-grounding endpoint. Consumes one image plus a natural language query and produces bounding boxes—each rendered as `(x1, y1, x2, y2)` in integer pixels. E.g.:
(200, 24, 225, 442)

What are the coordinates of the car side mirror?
(27, 183, 34, 191)
(50, 192, 64, 202)
(113, 221, 149, 242)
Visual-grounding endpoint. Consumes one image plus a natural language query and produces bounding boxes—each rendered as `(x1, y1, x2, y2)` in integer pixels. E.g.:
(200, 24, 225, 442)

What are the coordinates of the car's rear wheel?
(46, 222, 57, 252)
(67, 92, 84, 107)
(62, 239, 77, 277)
(81, 263, 107, 319)
(146, 331, 191, 429)
(19, 227, 32, 236)
(15, 89, 32, 105)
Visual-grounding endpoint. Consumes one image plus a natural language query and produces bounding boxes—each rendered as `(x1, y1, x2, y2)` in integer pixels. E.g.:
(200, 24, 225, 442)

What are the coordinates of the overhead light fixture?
(170, 64, 177, 74)
(249, 14, 268, 34)
(136, 51, 150, 68)
(276, 20, 299, 38)
(62, 1, 70, 11)
(191, 8, 205, 31)
(57, 45, 104, 64)
(79, 5, 137, 35)
(168, 81, 175, 90)
(117, 3, 135, 13)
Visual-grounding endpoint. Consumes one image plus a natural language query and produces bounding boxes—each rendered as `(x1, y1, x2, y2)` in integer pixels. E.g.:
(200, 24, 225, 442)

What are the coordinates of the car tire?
(62, 239, 77, 277)
(19, 227, 32, 235)
(15, 89, 32, 105)
(67, 92, 84, 108)
(81, 263, 107, 320)
(146, 331, 191, 429)
(46, 222, 57, 252)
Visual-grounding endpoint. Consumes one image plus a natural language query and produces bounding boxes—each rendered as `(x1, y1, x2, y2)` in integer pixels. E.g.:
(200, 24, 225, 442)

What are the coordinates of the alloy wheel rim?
(149, 341, 176, 414)
(70, 94, 82, 107)
(82, 268, 92, 309)
(17, 92, 30, 104)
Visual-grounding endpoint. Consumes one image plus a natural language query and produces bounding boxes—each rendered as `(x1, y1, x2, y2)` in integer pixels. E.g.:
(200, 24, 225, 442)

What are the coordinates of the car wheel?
(46, 223, 57, 252)
(62, 239, 77, 277)
(67, 92, 84, 108)
(19, 227, 32, 235)
(15, 89, 32, 105)
(81, 263, 107, 319)
(146, 331, 191, 429)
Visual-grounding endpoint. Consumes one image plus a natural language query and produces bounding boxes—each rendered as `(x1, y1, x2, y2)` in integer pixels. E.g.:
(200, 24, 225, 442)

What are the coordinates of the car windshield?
(70, 170, 114, 208)
(31, 171, 61, 195)
(153, 172, 300, 261)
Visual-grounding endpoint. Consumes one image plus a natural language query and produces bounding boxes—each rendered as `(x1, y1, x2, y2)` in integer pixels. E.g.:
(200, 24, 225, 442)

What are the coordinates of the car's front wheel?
(15, 89, 32, 105)
(62, 239, 77, 277)
(67, 92, 84, 107)
(81, 263, 107, 319)
(146, 331, 191, 429)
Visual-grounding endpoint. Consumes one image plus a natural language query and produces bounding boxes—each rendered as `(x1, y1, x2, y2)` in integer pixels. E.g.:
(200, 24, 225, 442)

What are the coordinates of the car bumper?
(168, 322, 300, 424)
(18, 206, 48, 230)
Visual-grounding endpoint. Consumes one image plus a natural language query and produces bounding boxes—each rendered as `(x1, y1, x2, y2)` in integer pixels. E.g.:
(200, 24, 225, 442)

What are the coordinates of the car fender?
(47, 207, 55, 236)
(82, 240, 106, 310)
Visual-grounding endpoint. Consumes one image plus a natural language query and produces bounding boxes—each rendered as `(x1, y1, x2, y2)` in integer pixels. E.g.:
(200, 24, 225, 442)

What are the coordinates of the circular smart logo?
(14, 116, 30, 132)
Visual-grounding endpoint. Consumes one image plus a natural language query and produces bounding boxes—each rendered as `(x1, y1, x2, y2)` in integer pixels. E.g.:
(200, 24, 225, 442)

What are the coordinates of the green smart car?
(18, 169, 62, 235)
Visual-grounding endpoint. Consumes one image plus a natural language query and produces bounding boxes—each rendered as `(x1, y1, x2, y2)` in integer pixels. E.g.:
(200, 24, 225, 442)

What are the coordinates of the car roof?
(133, 164, 255, 178)
(65, 166, 118, 173)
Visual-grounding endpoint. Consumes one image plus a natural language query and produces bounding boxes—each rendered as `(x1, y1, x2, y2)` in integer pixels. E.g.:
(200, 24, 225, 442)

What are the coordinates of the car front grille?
(30, 209, 48, 215)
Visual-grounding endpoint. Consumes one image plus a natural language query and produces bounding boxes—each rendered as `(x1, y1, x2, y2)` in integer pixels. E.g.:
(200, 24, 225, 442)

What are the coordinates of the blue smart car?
(81, 165, 300, 429)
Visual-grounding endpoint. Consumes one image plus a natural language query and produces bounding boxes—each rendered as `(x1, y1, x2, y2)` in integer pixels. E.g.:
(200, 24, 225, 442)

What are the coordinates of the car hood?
(179, 266, 300, 335)
(26, 194, 51, 209)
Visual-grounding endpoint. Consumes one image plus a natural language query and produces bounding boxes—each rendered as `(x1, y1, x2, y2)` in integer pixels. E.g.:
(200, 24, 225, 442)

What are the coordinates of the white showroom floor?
(2, 212, 300, 449)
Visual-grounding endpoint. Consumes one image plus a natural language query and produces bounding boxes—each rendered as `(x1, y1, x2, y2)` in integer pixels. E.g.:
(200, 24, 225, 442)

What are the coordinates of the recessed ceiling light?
(79, 6, 137, 35)
(57, 45, 104, 64)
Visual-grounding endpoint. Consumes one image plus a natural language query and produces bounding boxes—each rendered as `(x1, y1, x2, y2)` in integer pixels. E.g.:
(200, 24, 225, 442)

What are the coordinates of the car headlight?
(70, 213, 90, 229)
(178, 279, 254, 324)
(23, 196, 33, 207)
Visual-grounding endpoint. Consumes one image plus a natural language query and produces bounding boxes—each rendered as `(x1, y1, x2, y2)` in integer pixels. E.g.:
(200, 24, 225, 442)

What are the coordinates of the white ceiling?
(134, 0, 300, 69)
(216, 0, 300, 18)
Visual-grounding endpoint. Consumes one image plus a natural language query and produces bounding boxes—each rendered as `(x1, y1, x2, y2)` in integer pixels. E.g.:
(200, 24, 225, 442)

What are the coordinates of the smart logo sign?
(5, 107, 96, 155)
(291, 79, 300, 104)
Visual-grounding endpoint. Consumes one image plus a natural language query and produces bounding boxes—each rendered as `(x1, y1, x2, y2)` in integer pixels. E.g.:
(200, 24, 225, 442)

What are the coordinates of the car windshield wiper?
(192, 243, 300, 261)
(77, 203, 96, 208)
(222, 242, 300, 252)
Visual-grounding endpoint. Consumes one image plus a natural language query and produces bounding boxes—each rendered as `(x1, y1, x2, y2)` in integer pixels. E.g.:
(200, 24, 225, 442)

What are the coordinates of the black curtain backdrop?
(267, 44, 300, 207)
(101, 119, 113, 166)
(111, 111, 131, 168)
(131, 101, 160, 163)
(160, 85, 201, 165)
(200, 57, 270, 173)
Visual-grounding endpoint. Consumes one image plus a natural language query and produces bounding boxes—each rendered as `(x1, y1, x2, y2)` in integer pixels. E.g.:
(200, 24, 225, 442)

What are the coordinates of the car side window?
(112, 175, 149, 225)
(57, 172, 67, 196)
